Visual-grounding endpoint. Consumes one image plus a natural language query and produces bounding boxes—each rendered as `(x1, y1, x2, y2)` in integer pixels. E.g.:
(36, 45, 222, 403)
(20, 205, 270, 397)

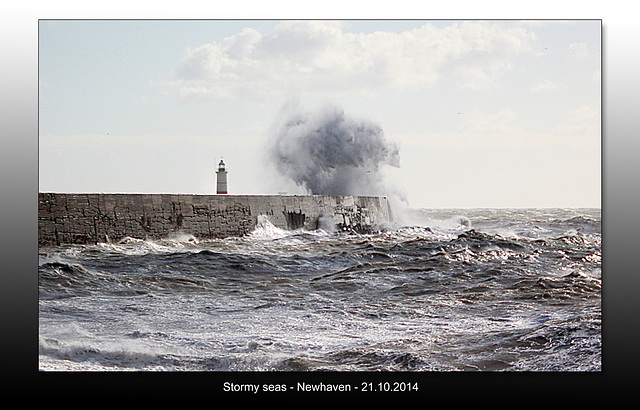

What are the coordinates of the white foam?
(248, 215, 292, 240)
(39, 323, 177, 371)
(317, 214, 336, 233)
(162, 232, 200, 245)
(93, 232, 201, 255)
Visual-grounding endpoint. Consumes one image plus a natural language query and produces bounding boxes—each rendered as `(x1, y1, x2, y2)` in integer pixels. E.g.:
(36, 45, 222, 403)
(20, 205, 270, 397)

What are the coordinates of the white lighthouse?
(216, 159, 228, 194)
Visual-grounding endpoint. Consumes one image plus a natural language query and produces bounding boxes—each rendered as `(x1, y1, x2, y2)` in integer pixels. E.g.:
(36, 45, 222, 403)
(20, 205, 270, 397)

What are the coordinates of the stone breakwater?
(38, 193, 393, 246)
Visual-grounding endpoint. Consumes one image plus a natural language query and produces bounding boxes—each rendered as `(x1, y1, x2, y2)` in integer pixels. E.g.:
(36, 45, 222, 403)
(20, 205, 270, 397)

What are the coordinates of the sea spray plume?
(268, 104, 401, 197)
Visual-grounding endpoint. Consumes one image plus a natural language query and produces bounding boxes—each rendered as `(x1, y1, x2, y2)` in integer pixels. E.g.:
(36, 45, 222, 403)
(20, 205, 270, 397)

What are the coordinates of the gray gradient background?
(2, 4, 636, 396)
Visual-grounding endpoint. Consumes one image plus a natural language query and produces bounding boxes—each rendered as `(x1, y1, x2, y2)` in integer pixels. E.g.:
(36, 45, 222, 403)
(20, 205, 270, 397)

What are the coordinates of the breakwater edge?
(38, 193, 393, 246)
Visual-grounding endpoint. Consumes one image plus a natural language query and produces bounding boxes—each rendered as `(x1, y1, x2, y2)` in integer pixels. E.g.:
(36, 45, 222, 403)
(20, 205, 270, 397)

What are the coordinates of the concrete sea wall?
(38, 193, 393, 246)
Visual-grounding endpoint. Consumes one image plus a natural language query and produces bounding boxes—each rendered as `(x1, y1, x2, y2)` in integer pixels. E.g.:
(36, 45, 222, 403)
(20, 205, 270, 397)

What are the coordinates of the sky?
(38, 19, 601, 209)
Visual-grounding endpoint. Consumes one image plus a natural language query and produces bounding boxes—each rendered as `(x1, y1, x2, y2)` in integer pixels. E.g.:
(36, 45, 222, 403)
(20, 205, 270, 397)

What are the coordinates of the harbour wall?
(38, 193, 393, 246)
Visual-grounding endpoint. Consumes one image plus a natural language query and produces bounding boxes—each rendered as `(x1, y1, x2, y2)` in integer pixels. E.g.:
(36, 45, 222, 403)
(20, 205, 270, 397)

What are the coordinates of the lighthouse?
(216, 159, 228, 194)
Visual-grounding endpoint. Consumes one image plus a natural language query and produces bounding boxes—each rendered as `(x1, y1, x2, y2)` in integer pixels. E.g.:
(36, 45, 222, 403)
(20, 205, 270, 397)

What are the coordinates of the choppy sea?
(38, 208, 601, 372)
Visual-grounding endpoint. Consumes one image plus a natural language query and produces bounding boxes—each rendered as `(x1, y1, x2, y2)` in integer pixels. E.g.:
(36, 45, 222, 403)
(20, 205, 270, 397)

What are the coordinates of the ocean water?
(38, 208, 601, 372)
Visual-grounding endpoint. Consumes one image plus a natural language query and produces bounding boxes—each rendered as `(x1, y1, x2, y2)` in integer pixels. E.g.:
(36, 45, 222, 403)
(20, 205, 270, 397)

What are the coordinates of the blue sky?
(38, 19, 601, 208)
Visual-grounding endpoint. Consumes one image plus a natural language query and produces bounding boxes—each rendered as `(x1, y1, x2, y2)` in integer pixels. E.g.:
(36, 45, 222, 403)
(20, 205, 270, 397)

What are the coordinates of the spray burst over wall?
(267, 104, 401, 198)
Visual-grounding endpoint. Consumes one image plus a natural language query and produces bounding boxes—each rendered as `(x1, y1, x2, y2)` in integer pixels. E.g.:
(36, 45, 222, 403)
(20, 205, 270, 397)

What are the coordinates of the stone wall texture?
(38, 193, 393, 246)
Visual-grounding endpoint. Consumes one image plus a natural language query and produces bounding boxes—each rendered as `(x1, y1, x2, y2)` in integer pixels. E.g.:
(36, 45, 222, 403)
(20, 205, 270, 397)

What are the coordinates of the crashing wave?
(247, 215, 293, 240)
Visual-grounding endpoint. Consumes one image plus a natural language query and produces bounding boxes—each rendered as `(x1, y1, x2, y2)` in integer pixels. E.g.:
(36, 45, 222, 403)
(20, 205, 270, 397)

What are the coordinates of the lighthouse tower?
(216, 159, 228, 194)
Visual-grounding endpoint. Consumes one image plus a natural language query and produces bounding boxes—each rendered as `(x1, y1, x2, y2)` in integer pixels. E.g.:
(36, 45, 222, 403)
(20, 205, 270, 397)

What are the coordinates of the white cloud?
(553, 105, 601, 142)
(168, 20, 537, 100)
(452, 107, 529, 147)
(531, 79, 559, 92)
(569, 42, 589, 59)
